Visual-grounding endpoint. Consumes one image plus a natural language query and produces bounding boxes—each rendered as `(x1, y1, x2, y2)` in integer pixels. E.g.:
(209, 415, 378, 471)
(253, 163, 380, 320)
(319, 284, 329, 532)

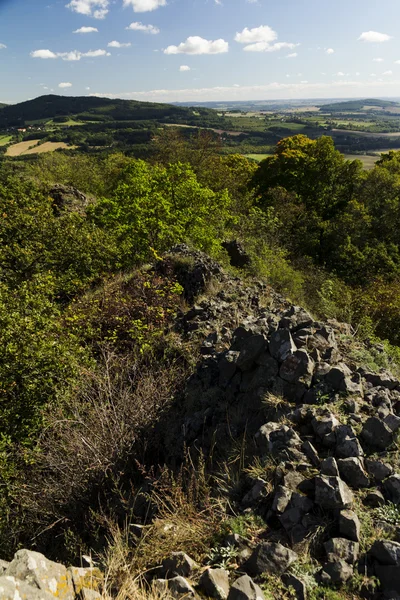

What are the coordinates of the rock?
(269, 330, 297, 362)
(219, 352, 239, 388)
(312, 413, 340, 439)
(324, 538, 359, 564)
(5, 549, 73, 599)
(168, 575, 198, 599)
(80, 589, 102, 600)
(237, 335, 267, 371)
(160, 552, 198, 579)
(363, 490, 386, 507)
(67, 567, 103, 596)
(314, 476, 354, 510)
(384, 413, 400, 432)
(361, 417, 394, 451)
(0, 575, 55, 600)
(280, 306, 314, 332)
(325, 363, 361, 394)
(384, 475, 400, 504)
(319, 560, 353, 585)
(365, 459, 393, 482)
(339, 510, 360, 542)
(0, 560, 9, 575)
(337, 457, 370, 489)
(49, 184, 88, 215)
(335, 425, 364, 458)
(363, 371, 399, 390)
(255, 423, 301, 456)
(281, 573, 307, 600)
(244, 542, 297, 577)
(370, 540, 400, 566)
(301, 441, 320, 468)
(320, 457, 339, 477)
(279, 350, 315, 387)
(222, 240, 251, 269)
(199, 568, 230, 599)
(272, 486, 292, 513)
(374, 564, 400, 595)
(227, 575, 265, 600)
(242, 479, 268, 506)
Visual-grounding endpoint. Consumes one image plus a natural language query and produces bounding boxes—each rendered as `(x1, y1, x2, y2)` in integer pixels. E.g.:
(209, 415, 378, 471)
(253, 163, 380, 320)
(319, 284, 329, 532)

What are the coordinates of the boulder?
(160, 552, 198, 579)
(222, 240, 251, 269)
(227, 575, 264, 600)
(314, 476, 354, 510)
(272, 486, 292, 513)
(269, 330, 297, 362)
(242, 479, 268, 506)
(301, 441, 320, 468)
(324, 537, 359, 564)
(365, 459, 393, 482)
(281, 573, 307, 600)
(237, 335, 266, 371)
(370, 540, 400, 566)
(255, 423, 301, 456)
(361, 417, 394, 451)
(199, 568, 230, 599)
(0, 575, 55, 600)
(319, 560, 353, 585)
(374, 564, 400, 595)
(67, 567, 103, 596)
(320, 457, 339, 477)
(384, 475, 400, 504)
(363, 371, 398, 390)
(325, 363, 361, 394)
(279, 350, 315, 387)
(363, 490, 385, 507)
(339, 510, 360, 542)
(337, 457, 370, 489)
(168, 576, 198, 599)
(244, 542, 297, 577)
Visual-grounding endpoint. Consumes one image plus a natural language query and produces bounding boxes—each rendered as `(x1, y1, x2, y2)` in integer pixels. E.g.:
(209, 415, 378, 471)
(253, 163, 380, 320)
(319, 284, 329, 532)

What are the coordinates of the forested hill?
(0, 94, 221, 127)
(320, 98, 400, 112)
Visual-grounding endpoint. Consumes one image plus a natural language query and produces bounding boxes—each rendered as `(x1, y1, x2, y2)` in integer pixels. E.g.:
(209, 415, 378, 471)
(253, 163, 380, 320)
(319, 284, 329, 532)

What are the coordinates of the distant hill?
(0, 95, 221, 127)
(320, 98, 400, 112)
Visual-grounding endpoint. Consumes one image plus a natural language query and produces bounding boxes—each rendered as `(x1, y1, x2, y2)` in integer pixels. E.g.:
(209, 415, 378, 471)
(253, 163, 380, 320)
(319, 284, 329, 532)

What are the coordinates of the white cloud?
(73, 26, 98, 33)
(383, 70, 393, 75)
(287, 52, 297, 58)
(179, 65, 191, 71)
(108, 40, 132, 47)
(59, 82, 72, 88)
(358, 31, 392, 43)
(373, 57, 384, 62)
(336, 71, 344, 76)
(234, 25, 277, 44)
(164, 36, 228, 55)
(326, 48, 334, 54)
(66, 0, 109, 18)
(85, 86, 91, 90)
(126, 22, 160, 34)
(0, 44, 6, 50)
(31, 48, 110, 61)
(244, 41, 298, 53)
(123, 0, 166, 12)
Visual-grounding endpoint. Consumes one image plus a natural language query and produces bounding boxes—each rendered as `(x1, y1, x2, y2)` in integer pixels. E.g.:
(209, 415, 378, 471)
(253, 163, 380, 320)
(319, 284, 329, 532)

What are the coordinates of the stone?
(0, 560, 9, 575)
(363, 490, 385, 507)
(370, 540, 400, 566)
(0, 575, 55, 600)
(374, 565, 400, 595)
(242, 479, 268, 506)
(335, 429, 364, 459)
(324, 538, 359, 564)
(222, 240, 251, 269)
(160, 552, 198, 579)
(365, 459, 393, 482)
(314, 476, 354, 510)
(281, 574, 307, 600)
(311, 413, 340, 439)
(219, 352, 239, 388)
(248, 362, 279, 392)
(337, 457, 370, 489)
(255, 423, 301, 456)
(272, 486, 292, 513)
(269, 330, 297, 362)
(244, 542, 297, 577)
(384, 475, 400, 504)
(301, 441, 320, 468)
(320, 457, 339, 477)
(67, 567, 103, 595)
(339, 510, 360, 542)
(384, 413, 400, 433)
(319, 560, 353, 585)
(227, 575, 265, 600)
(279, 350, 315, 387)
(236, 335, 266, 371)
(325, 363, 361, 394)
(363, 371, 399, 390)
(168, 576, 198, 599)
(80, 589, 102, 600)
(5, 549, 73, 600)
(199, 568, 230, 599)
(361, 417, 394, 451)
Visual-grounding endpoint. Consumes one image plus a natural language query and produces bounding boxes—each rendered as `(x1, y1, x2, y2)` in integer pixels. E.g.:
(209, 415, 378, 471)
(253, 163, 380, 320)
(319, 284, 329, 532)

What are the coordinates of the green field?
(0, 135, 12, 146)
(244, 153, 272, 162)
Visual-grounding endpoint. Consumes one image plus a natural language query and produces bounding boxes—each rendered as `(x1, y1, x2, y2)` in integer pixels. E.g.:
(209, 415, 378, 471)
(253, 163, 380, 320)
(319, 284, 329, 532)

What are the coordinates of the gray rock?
(0, 560, 9, 575)
(364, 490, 386, 507)
(219, 352, 239, 388)
(255, 423, 301, 456)
(248, 361, 279, 392)
(227, 575, 264, 600)
(365, 459, 393, 482)
(363, 371, 399, 390)
(269, 330, 297, 362)
(160, 552, 198, 579)
(242, 479, 268, 506)
(281, 574, 307, 600)
(320, 457, 339, 477)
(237, 335, 267, 371)
(279, 350, 315, 387)
(337, 457, 370, 489)
(311, 413, 340, 439)
(314, 476, 354, 509)
(384, 475, 400, 504)
(339, 510, 360, 542)
(301, 441, 320, 468)
(324, 537, 359, 564)
(0, 575, 55, 600)
(361, 417, 394, 451)
(5, 549, 74, 599)
(370, 540, 400, 565)
(244, 542, 297, 576)
(168, 576, 198, 599)
(384, 413, 400, 433)
(319, 560, 353, 585)
(199, 568, 230, 599)
(272, 486, 292, 513)
(335, 430, 364, 459)
(325, 363, 361, 394)
(374, 565, 400, 595)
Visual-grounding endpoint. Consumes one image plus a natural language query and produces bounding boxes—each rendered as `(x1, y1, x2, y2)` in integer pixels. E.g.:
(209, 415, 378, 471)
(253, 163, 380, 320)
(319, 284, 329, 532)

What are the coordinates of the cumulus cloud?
(358, 31, 392, 43)
(244, 41, 298, 52)
(287, 52, 297, 58)
(179, 65, 191, 71)
(326, 48, 334, 54)
(383, 70, 393, 75)
(59, 82, 72, 88)
(126, 22, 160, 34)
(0, 44, 6, 49)
(31, 48, 110, 60)
(164, 36, 228, 55)
(123, 0, 166, 12)
(74, 26, 99, 33)
(373, 57, 384, 62)
(108, 40, 131, 47)
(235, 25, 297, 53)
(66, 0, 109, 18)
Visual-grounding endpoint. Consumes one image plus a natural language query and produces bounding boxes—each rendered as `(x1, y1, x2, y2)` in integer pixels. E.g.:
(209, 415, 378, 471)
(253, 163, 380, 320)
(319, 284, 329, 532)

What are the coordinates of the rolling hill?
(320, 98, 400, 112)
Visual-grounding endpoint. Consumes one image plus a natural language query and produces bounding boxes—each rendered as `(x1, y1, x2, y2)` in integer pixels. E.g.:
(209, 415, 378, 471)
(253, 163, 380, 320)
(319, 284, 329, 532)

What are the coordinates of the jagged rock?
(335, 425, 364, 458)
(248, 360, 279, 392)
(0, 575, 55, 600)
(311, 412, 340, 439)
(236, 335, 267, 371)
(281, 573, 307, 600)
(324, 538, 359, 564)
(67, 567, 103, 596)
(280, 493, 314, 532)
(199, 568, 230, 599)
(49, 184, 88, 215)
(363, 371, 399, 390)
(5, 549, 73, 599)
(0, 560, 9, 574)
(244, 542, 297, 576)
(384, 413, 400, 432)
(374, 565, 400, 595)
(269, 329, 296, 362)
(319, 560, 353, 585)
(227, 575, 264, 600)
(337, 457, 370, 488)
(160, 552, 198, 579)
(370, 540, 400, 565)
(80, 590, 102, 600)
(222, 240, 251, 269)
(167, 576, 198, 598)
(363, 490, 385, 507)
(384, 475, 400, 504)
(272, 486, 292, 513)
(301, 440, 320, 467)
(339, 510, 360, 542)
(279, 350, 315, 387)
(242, 479, 268, 506)
(280, 306, 314, 332)
(320, 457, 339, 477)
(314, 476, 354, 509)
(255, 423, 301, 456)
(361, 417, 394, 450)
(325, 363, 362, 394)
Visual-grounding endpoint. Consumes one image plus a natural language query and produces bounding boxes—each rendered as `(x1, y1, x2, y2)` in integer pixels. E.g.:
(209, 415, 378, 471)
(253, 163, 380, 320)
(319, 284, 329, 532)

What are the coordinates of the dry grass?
(6, 139, 41, 156)
(6, 140, 76, 156)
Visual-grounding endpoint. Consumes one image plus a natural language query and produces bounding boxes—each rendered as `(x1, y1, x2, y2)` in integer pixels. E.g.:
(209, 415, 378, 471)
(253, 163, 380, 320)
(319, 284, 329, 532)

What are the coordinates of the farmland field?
(6, 140, 75, 156)
(6, 139, 41, 156)
(0, 135, 12, 146)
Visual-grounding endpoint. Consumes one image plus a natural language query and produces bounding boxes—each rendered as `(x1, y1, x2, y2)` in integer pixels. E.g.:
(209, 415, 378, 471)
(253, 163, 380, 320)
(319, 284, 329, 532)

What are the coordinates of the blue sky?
(1, 0, 400, 103)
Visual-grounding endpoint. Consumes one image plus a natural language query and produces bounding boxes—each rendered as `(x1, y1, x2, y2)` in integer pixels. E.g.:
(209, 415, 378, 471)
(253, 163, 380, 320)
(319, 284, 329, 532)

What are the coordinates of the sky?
(1, 0, 400, 103)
